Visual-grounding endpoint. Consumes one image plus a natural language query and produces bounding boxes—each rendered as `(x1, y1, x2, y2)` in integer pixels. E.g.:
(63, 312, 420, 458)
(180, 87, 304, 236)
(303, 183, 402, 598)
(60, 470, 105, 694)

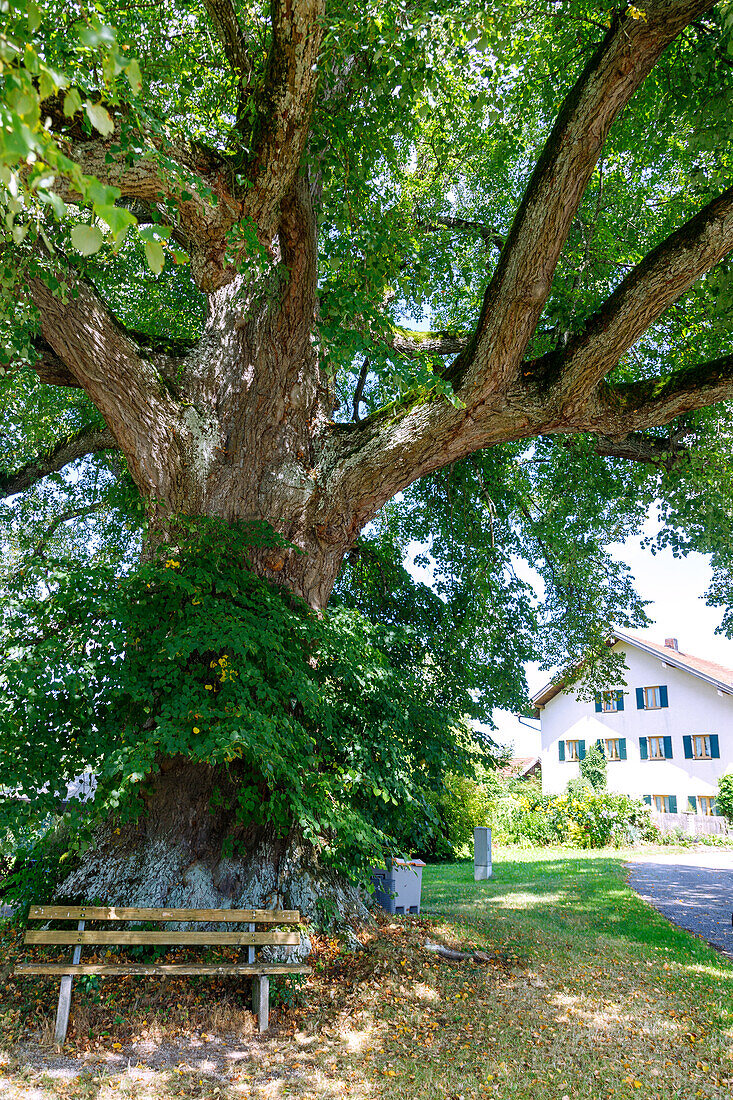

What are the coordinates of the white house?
(533, 632, 733, 820)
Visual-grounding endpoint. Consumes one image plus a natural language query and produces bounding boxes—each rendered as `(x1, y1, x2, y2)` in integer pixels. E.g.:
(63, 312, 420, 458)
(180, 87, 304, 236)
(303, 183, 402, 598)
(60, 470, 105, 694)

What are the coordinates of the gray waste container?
(371, 858, 426, 914)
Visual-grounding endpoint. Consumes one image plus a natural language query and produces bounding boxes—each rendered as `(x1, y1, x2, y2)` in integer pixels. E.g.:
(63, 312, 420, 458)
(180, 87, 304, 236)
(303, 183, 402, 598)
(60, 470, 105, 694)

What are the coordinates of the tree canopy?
(2, 0, 733, 896)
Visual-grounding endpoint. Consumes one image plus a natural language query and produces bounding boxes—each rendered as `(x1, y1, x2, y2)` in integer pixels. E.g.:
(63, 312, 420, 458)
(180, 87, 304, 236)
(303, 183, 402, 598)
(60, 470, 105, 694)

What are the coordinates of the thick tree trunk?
(49, 251, 376, 922)
(59, 760, 369, 930)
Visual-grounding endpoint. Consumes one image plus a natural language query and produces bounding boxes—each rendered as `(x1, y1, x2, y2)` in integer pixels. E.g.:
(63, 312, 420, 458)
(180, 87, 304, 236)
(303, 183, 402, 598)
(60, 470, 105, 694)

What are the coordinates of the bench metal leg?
(54, 919, 84, 1045)
(252, 974, 269, 1032)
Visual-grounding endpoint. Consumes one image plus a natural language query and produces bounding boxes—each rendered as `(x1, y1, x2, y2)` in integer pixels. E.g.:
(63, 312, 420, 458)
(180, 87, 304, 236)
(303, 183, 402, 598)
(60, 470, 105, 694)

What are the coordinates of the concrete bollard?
(474, 826, 492, 880)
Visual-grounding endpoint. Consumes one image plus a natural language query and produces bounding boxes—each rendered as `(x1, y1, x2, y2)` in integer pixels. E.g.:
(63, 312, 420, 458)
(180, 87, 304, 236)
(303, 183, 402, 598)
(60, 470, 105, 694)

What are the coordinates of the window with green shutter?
(684, 734, 721, 760)
(637, 686, 669, 709)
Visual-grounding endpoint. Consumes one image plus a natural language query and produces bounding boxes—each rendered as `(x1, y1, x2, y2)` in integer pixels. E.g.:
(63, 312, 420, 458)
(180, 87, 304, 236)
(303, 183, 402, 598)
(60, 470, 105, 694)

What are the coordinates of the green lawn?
(416, 850, 733, 1098)
(1, 847, 731, 1099)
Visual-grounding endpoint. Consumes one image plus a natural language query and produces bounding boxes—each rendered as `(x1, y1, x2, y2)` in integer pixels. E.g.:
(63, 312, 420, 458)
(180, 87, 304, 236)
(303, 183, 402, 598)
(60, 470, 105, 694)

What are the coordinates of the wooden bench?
(13, 905, 311, 1043)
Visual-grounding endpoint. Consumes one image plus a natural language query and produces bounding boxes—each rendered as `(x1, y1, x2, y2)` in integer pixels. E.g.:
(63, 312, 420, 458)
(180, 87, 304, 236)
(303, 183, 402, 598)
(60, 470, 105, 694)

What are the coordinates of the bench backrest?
(25, 906, 302, 948)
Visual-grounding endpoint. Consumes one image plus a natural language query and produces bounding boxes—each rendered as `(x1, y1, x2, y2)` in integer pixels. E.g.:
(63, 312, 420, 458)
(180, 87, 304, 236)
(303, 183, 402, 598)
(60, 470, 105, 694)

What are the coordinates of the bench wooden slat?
(24, 930, 300, 946)
(28, 906, 300, 923)
(14, 963, 311, 976)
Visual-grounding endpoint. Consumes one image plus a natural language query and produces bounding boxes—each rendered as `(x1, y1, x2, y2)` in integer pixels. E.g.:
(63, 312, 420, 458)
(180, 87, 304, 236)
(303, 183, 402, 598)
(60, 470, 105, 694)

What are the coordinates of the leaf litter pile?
(1, 854, 732, 1099)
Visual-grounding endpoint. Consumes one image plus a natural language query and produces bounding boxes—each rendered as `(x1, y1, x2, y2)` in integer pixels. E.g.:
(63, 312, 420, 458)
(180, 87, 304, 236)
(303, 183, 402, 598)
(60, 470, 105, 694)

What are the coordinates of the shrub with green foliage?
(717, 774, 733, 824)
(484, 776, 657, 849)
(552, 789, 657, 849)
(0, 519, 476, 885)
(579, 743, 607, 790)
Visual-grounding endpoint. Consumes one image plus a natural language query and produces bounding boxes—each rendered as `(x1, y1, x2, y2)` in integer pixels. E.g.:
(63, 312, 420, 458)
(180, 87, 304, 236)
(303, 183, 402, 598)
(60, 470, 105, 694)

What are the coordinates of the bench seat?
(13, 905, 310, 1042)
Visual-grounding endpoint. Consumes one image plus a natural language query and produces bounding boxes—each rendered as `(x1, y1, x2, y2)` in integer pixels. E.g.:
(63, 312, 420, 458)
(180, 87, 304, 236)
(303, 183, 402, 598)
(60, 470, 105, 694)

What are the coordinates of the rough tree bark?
(8, 0, 733, 921)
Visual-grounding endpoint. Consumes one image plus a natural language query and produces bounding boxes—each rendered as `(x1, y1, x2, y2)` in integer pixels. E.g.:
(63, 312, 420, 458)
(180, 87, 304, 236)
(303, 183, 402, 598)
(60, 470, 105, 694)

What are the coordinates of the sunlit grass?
(1, 846, 732, 1098)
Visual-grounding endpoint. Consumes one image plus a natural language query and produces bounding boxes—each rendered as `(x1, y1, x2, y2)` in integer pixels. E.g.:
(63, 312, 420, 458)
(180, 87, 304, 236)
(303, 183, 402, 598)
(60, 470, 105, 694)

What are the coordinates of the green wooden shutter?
(578, 740, 586, 760)
(558, 741, 565, 761)
(643, 794, 652, 805)
(594, 693, 602, 713)
(683, 735, 693, 759)
(616, 691, 624, 711)
(687, 795, 697, 813)
(595, 738, 604, 753)
(619, 738, 627, 760)
(710, 735, 720, 759)
(639, 737, 648, 760)
(636, 687, 645, 709)
(659, 685, 669, 707)
(668, 795, 677, 814)
(663, 736, 673, 759)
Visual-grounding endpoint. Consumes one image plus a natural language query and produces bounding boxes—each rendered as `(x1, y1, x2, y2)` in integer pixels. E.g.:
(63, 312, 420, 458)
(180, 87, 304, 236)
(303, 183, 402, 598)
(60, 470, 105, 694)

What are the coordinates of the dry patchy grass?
(1, 848, 731, 1098)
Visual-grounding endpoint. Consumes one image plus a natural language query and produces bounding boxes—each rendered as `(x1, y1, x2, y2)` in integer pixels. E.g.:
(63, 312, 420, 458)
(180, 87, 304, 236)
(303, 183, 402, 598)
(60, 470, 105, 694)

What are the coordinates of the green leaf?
(96, 204, 136, 243)
(63, 88, 83, 118)
(84, 101, 114, 136)
(143, 239, 165, 274)
(70, 223, 104, 255)
(125, 59, 143, 95)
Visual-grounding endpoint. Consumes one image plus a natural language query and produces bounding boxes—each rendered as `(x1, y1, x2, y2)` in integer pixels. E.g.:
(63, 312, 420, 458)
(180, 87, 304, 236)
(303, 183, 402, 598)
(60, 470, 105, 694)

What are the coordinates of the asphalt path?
(625, 851, 733, 958)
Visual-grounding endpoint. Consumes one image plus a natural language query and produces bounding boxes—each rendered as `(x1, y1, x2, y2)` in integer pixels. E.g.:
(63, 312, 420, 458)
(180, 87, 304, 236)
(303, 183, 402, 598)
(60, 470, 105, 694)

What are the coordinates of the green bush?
(551, 789, 657, 849)
(579, 743, 607, 790)
(487, 779, 558, 847)
(484, 775, 657, 849)
(398, 771, 491, 861)
(717, 774, 733, 824)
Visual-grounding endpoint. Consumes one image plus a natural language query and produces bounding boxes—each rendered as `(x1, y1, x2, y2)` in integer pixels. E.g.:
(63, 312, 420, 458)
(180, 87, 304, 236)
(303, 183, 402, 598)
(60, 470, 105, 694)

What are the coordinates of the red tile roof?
(498, 756, 541, 778)
(614, 631, 733, 689)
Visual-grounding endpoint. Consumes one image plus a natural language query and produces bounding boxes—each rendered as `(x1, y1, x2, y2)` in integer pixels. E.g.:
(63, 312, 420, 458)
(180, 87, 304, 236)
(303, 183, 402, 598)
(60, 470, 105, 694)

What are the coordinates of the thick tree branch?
(43, 99, 240, 290)
(454, 0, 715, 402)
(553, 186, 733, 401)
(28, 273, 190, 500)
(390, 332, 471, 357)
(203, 0, 253, 84)
(596, 354, 733, 433)
(588, 428, 692, 467)
(352, 358, 369, 422)
(242, 0, 326, 233)
(0, 426, 117, 498)
(326, 1, 717, 529)
(32, 338, 82, 389)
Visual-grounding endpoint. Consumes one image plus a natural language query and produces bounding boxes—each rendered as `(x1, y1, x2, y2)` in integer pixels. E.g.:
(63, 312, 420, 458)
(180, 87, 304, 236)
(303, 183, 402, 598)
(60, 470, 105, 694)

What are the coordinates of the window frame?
(605, 738, 622, 761)
(566, 740, 581, 761)
(653, 794, 671, 813)
(648, 736, 667, 760)
(600, 691, 618, 713)
(691, 734, 712, 760)
(643, 686, 662, 710)
(698, 795, 716, 816)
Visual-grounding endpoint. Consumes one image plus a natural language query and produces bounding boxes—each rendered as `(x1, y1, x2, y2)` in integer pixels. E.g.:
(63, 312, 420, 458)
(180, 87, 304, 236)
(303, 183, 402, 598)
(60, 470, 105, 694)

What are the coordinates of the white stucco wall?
(539, 642, 733, 809)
